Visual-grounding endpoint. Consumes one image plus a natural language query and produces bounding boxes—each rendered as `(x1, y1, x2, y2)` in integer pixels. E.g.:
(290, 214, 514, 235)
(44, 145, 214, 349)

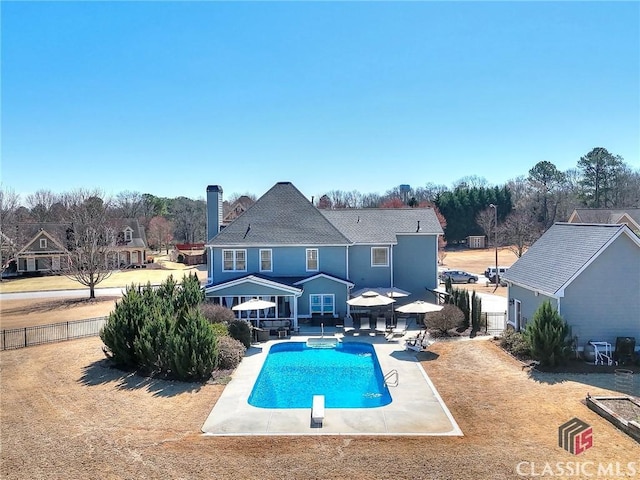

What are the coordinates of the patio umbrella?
(232, 298, 277, 311)
(351, 287, 410, 299)
(395, 300, 443, 329)
(346, 290, 396, 307)
(395, 301, 443, 314)
(232, 298, 277, 330)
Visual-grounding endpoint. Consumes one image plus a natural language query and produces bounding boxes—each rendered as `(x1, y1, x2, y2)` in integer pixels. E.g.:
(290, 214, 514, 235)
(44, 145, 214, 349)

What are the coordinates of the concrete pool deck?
(201, 333, 463, 436)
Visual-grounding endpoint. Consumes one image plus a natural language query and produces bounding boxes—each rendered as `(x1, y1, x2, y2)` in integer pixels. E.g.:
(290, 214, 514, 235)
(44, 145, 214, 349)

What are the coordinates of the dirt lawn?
(2, 248, 638, 478)
(2, 338, 637, 479)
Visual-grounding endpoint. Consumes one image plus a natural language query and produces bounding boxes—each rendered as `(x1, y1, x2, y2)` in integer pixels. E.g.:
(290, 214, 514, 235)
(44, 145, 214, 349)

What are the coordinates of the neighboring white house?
(502, 223, 640, 353)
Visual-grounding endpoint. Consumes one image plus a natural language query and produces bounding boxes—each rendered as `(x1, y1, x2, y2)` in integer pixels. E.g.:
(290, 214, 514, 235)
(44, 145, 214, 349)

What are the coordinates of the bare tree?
(170, 197, 206, 243)
(25, 189, 60, 222)
(452, 175, 489, 189)
(60, 189, 115, 298)
(147, 216, 174, 253)
(0, 186, 21, 279)
(326, 190, 350, 209)
(475, 208, 495, 246)
(115, 191, 143, 219)
(498, 208, 540, 258)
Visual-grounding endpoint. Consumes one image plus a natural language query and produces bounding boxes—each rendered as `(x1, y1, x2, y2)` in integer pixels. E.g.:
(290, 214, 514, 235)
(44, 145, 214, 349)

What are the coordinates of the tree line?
(1, 146, 638, 262)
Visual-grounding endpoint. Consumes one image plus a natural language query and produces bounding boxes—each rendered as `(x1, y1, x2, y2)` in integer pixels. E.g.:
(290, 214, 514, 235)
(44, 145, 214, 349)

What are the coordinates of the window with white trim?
(259, 249, 272, 272)
(306, 248, 318, 271)
(310, 294, 334, 315)
(39, 238, 48, 249)
(223, 249, 246, 271)
(124, 228, 133, 242)
(371, 247, 389, 267)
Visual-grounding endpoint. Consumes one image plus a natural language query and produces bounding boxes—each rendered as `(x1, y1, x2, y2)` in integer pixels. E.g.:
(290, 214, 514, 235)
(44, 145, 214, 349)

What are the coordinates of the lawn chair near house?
(405, 331, 433, 352)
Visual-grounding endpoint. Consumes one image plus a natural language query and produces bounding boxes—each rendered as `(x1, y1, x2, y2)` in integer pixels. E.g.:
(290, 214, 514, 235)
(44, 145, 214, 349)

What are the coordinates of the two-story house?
(203, 182, 443, 331)
(12, 219, 148, 274)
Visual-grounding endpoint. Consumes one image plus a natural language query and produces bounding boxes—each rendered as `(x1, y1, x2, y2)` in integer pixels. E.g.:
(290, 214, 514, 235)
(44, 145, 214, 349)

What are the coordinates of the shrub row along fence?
(1, 317, 107, 351)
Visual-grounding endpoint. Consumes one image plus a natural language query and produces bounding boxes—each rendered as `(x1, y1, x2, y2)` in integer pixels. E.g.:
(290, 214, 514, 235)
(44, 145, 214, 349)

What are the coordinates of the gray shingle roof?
(572, 208, 640, 225)
(208, 182, 350, 246)
(502, 223, 627, 295)
(320, 208, 443, 244)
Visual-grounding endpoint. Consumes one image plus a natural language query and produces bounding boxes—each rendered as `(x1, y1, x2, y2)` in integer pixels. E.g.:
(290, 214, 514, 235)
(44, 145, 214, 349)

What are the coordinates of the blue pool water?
(248, 341, 392, 409)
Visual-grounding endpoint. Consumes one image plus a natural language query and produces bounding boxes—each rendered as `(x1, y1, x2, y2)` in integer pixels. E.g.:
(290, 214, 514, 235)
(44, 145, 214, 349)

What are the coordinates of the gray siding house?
(204, 182, 443, 331)
(502, 223, 640, 352)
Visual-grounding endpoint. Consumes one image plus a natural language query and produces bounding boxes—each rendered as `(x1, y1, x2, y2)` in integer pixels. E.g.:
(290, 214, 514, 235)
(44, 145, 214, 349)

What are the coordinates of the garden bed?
(586, 395, 640, 443)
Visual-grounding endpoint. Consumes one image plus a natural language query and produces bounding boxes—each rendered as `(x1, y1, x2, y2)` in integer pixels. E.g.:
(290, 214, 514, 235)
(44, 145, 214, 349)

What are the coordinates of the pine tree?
(169, 308, 218, 381)
(523, 300, 570, 367)
(175, 272, 205, 319)
(100, 284, 148, 367)
(134, 310, 173, 374)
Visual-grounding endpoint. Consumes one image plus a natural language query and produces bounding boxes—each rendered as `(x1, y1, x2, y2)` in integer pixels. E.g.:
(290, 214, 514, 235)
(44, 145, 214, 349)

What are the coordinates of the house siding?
(347, 244, 392, 289)
(296, 276, 350, 318)
(393, 235, 439, 302)
(507, 284, 558, 330)
(560, 234, 640, 348)
(210, 245, 347, 283)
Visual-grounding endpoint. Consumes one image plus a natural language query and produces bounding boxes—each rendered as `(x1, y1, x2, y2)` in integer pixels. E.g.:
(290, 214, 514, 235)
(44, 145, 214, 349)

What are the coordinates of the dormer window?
(124, 227, 133, 242)
(40, 238, 47, 249)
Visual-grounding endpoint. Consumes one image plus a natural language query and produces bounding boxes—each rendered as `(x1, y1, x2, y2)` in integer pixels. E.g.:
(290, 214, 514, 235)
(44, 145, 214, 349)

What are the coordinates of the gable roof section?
(110, 218, 147, 248)
(17, 229, 69, 255)
(293, 272, 354, 287)
(320, 208, 443, 244)
(503, 223, 639, 296)
(204, 274, 304, 295)
(208, 182, 350, 246)
(569, 208, 640, 230)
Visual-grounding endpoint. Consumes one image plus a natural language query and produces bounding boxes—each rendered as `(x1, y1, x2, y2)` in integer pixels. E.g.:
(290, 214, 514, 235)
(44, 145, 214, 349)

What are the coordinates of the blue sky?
(2, 1, 639, 202)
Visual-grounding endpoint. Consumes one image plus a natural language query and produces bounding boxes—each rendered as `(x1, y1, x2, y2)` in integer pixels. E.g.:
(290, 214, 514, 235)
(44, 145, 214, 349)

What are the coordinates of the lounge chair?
(374, 317, 387, 335)
(341, 315, 355, 335)
(358, 317, 371, 334)
(386, 317, 408, 340)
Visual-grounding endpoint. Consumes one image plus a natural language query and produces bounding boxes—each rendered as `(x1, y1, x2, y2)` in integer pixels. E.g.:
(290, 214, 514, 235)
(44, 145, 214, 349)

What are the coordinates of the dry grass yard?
(2, 338, 638, 480)
(2, 247, 638, 479)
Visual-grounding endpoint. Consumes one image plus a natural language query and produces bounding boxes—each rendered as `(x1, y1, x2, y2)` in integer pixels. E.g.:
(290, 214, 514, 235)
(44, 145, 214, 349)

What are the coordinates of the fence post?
(24, 327, 28, 348)
(66, 321, 69, 341)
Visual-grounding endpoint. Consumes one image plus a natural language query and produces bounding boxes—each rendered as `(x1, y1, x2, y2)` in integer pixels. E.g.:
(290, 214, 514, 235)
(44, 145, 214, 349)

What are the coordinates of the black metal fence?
(482, 312, 507, 335)
(1, 317, 107, 351)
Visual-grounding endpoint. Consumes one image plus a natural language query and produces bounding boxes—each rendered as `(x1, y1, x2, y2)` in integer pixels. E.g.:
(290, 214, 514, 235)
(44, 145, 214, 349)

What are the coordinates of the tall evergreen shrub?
(523, 300, 570, 367)
(169, 308, 219, 381)
(100, 284, 148, 367)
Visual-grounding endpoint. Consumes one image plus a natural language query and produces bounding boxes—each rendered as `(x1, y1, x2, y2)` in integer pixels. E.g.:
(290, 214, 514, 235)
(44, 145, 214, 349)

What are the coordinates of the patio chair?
(386, 317, 408, 340)
(405, 331, 433, 352)
(358, 317, 371, 333)
(341, 315, 355, 335)
(375, 317, 387, 335)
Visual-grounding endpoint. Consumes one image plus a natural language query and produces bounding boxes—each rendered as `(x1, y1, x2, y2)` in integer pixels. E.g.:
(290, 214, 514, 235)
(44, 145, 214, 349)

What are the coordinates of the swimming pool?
(248, 341, 392, 409)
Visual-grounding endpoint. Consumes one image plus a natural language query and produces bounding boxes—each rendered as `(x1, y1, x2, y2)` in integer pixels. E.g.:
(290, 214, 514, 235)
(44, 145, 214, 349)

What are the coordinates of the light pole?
(489, 204, 498, 288)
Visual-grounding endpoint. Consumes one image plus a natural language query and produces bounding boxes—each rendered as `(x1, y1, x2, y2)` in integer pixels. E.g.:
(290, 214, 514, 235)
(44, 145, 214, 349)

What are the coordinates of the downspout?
(390, 244, 394, 287)
(346, 245, 351, 318)
(208, 246, 214, 284)
(345, 245, 349, 281)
